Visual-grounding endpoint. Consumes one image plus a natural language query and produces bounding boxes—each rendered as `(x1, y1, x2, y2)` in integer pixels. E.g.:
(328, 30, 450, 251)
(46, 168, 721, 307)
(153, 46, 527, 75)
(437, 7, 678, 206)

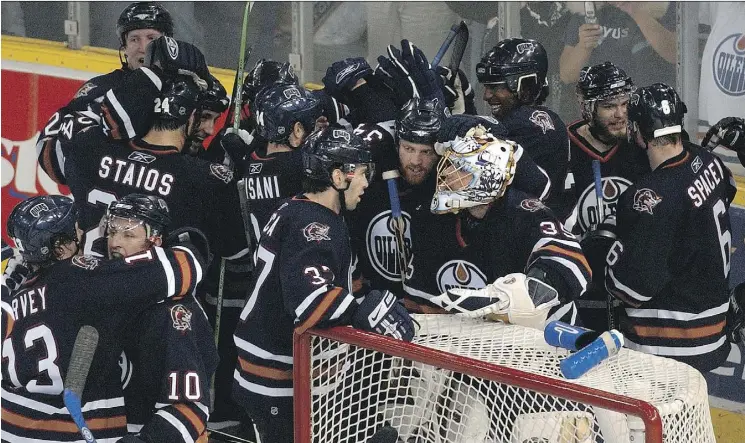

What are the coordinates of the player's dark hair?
(648, 133, 681, 148)
(302, 176, 332, 194)
(151, 117, 187, 132)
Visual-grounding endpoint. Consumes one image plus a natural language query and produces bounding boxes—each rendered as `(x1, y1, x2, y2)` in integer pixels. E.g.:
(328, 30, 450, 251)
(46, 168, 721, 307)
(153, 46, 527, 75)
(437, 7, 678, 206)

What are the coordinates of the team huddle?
(2, 2, 745, 443)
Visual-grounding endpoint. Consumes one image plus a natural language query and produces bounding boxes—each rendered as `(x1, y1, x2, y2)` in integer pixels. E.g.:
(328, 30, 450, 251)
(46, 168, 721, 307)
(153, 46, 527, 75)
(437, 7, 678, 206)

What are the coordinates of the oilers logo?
(576, 177, 631, 232)
(712, 33, 745, 96)
(366, 210, 412, 281)
(436, 260, 488, 293)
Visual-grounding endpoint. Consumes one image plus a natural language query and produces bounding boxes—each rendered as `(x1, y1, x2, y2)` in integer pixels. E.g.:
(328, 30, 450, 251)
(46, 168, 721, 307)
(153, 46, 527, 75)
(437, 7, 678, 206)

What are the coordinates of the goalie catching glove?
(429, 273, 559, 330)
(353, 290, 416, 341)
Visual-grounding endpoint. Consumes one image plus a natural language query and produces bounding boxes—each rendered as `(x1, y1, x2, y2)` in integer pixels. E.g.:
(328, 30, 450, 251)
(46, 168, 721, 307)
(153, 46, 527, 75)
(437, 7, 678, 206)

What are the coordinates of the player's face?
(343, 164, 371, 211)
(437, 163, 474, 192)
(398, 140, 439, 186)
(593, 95, 630, 141)
(106, 217, 152, 260)
(124, 29, 163, 69)
(483, 84, 516, 119)
(197, 110, 221, 140)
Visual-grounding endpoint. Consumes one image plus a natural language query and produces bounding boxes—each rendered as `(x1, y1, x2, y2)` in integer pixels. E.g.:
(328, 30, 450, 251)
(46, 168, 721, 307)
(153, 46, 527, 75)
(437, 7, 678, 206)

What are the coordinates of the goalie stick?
(63, 325, 100, 443)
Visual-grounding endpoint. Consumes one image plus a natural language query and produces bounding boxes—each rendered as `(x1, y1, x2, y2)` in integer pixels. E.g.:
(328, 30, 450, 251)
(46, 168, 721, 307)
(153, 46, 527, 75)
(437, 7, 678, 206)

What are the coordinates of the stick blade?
(448, 21, 469, 73)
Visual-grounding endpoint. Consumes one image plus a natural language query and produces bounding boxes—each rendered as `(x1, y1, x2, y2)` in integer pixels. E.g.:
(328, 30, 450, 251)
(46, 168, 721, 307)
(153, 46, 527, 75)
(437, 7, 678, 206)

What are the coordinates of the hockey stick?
(63, 325, 100, 443)
(591, 160, 616, 330)
(446, 22, 469, 74)
(207, 427, 255, 443)
(383, 170, 408, 283)
(432, 21, 467, 67)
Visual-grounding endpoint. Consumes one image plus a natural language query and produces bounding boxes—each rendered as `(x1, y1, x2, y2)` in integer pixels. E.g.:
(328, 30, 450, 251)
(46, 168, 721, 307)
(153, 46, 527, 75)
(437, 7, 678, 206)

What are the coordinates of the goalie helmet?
(628, 83, 687, 142)
(577, 62, 635, 121)
(102, 193, 171, 239)
(201, 75, 229, 114)
(302, 127, 375, 186)
(117, 2, 174, 46)
(476, 38, 548, 105)
(396, 97, 447, 146)
(431, 130, 518, 214)
(7, 195, 79, 264)
(254, 84, 322, 145)
(242, 59, 299, 104)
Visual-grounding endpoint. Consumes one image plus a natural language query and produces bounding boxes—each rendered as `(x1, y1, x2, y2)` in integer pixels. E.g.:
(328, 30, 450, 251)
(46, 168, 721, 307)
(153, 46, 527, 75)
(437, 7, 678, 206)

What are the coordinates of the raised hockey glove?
(144, 36, 210, 90)
(164, 227, 211, 269)
(435, 66, 475, 115)
(702, 117, 745, 155)
(353, 290, 416, 341)
(726, 283, 745, 344)
(322, 57, 373, 104)
(2, 249, 31, 293)
(398, 39, 444, 102)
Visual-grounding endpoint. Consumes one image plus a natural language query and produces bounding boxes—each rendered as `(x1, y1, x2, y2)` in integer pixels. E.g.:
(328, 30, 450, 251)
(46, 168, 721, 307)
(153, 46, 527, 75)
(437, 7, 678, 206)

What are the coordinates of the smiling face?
(592, 95, 630, 141)
(124, 28, 163, 69)
(483, 83, 517, 119)
(398, 139, 439, 186)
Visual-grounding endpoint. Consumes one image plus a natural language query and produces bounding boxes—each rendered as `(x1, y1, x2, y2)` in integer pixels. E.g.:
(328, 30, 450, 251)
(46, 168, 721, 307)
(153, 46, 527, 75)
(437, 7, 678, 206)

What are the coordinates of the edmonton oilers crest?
(436, 260, 488, 293)
(712, 33, 745, 96)
(366, 210, 412, 281)
(577, 177, 632, 232)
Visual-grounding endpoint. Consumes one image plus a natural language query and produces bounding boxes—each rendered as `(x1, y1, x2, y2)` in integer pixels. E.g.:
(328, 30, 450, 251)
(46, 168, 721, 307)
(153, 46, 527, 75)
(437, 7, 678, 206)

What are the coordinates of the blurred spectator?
(1, 1, 25, 36)
(560, 1, 676, 120)
(366, 2, 458, 63)
(698, 2, 745, 130)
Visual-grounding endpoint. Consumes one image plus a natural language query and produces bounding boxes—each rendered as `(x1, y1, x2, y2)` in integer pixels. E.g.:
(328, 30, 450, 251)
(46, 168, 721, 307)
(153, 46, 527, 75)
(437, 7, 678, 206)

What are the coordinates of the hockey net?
(294, 315, 715, 443)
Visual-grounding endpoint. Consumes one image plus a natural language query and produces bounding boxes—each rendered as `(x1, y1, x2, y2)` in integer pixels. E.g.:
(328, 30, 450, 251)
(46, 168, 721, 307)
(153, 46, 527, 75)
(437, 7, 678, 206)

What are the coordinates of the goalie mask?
(431, 128, 517, 214)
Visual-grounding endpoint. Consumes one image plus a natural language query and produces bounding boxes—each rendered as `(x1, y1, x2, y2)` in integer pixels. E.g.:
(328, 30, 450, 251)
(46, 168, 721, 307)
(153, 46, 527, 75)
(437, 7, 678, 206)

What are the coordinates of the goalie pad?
(429, 273, 560, 330)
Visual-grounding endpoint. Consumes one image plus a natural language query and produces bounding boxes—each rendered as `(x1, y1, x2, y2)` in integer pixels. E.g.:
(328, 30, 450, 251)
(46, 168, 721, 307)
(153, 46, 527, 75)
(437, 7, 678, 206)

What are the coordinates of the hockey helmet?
(302, 128, 375, 186)
(102, 193, 171, 239)
(201, 75, 230, 114)
(577, 62, 635, 120)
(254, 84, 322, 145)
(242, 59, 299, 104)
(7, 195, 79, 264)
(396, 97, 447, 146)
(628, 83, 687, 142)
(476, 38, 548, 104)
(155, 77, 202, 126)
(117, 2, 174, 46)
(431, 129, 518, 214)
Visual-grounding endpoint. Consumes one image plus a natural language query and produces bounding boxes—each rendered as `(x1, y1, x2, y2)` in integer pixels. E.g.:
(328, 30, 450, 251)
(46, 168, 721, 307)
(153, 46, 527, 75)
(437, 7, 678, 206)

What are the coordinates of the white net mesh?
(300, 315, 715, 443)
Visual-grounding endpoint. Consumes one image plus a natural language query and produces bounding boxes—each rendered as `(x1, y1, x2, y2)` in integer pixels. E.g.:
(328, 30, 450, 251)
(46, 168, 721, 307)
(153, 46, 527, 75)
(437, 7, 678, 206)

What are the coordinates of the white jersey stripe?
(233, 370, 293, 397)
(295, 285, 329, 319)
(625, 301, 730, 321)
(607, 268, 651, 302)
(233, 335, 293, 364)
(105, 89, 136, 139)
(155, 246, 176, 297)
(1, 388, 123, 415)
(625, 335, 727, 357)
(156, 409, 195, 443)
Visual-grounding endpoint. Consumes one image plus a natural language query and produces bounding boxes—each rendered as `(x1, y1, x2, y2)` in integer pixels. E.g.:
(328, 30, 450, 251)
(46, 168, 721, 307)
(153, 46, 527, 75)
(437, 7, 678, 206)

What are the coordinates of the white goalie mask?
(431, 126, 518, 214)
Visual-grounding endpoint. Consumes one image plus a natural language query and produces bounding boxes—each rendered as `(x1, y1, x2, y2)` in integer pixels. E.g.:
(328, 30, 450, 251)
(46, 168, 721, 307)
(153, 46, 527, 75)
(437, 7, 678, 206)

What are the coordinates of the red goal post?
(294, 316, 713, 443)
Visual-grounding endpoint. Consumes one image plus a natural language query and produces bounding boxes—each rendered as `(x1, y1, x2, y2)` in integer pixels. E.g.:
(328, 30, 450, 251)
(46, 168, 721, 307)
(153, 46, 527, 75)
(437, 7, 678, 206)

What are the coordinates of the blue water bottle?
(544, 321, 601, 351)
(560, 330, 624, 379)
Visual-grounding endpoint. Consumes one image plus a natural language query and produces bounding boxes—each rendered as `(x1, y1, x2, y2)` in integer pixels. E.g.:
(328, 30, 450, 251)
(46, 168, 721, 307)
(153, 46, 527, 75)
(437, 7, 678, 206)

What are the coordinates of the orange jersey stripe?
(537, 244, 592, 276)
(1, 408, 126, 432)
(100, 103, 121, 140)
(173, 403, 206, 435)
(662, 152, 690, 169)
(296, 287, 343, 335)
(173, 250, 193, 297)
(238, 357, 293, 380)
(632, 320, 726, 340)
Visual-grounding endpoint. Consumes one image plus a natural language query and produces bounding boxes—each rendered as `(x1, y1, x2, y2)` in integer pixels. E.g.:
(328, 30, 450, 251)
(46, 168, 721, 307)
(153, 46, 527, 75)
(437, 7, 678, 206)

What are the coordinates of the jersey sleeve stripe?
(99, 103, 122, 140)
(294, 285, 329, 319)
(104, 90, 136, 139)
(155, 247, 176, 297)
(534, 244, 592, 275)
(140, 67, 163, 91)
(173, 403, 206, 435)
(296, 287, 344, 334)
(631, 320, 726, 340)
(233, 336, 294, 364)
(173, 250, 194, 297)
(172, 246, 203, 284)
(626, 302, 730, 320)
(606, 268, 652, 303)
(39, 139, 65, 184)
(154, 409, 195, 443)
(1, 408, 126, 432)
(238, 356, 293, 380)
(328, 293, 355, 321)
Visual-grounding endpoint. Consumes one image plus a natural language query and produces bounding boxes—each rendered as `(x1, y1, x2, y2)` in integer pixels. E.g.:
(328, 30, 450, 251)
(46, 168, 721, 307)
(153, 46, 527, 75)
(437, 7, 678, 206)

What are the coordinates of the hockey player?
(96, 194, 218, 443)
(232, 128, 415, 443)
(476, 38, 571, 215)
(702, 116, 745, 168)
(605, 83, 737, 372)
(563, 62, 650, 331)
(56, 75, 245, 260)
(1, 195, 204, 442)
(405, 128, 591, 326)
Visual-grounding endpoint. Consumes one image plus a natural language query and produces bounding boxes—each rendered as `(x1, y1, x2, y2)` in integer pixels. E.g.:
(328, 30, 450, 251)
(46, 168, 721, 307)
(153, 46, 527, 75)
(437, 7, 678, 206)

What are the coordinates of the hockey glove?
(163, 227, 212, 269)
(144, 36, 210, 90)
(435, 66, 475, 115)
(322, 57, 373, 104)
(702, 117, 745, 155)
(2, 249, 31, 293)
(727, 283, 745, 344)
(398, 40, 444, 102)
(353, 290, 416, 341)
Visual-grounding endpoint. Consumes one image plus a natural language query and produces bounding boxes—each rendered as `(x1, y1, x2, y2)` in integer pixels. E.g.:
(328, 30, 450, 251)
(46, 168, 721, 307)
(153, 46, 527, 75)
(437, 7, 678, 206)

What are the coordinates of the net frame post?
(294, 326, 665, 443)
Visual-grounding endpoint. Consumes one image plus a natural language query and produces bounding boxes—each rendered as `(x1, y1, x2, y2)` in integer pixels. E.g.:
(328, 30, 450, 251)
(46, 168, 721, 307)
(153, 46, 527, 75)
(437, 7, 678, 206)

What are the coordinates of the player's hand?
(353, 290, 416, 341)
(144, 36, 210, 90)
(435, 66, 475, 115)
(577, 23, 602, 50)
(221, 127, 254, 165)
(322, 57, 372, 104)
(727, 283, 745, 344)
(702, 117, 745, 154)
(3, 251, 31, 293)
